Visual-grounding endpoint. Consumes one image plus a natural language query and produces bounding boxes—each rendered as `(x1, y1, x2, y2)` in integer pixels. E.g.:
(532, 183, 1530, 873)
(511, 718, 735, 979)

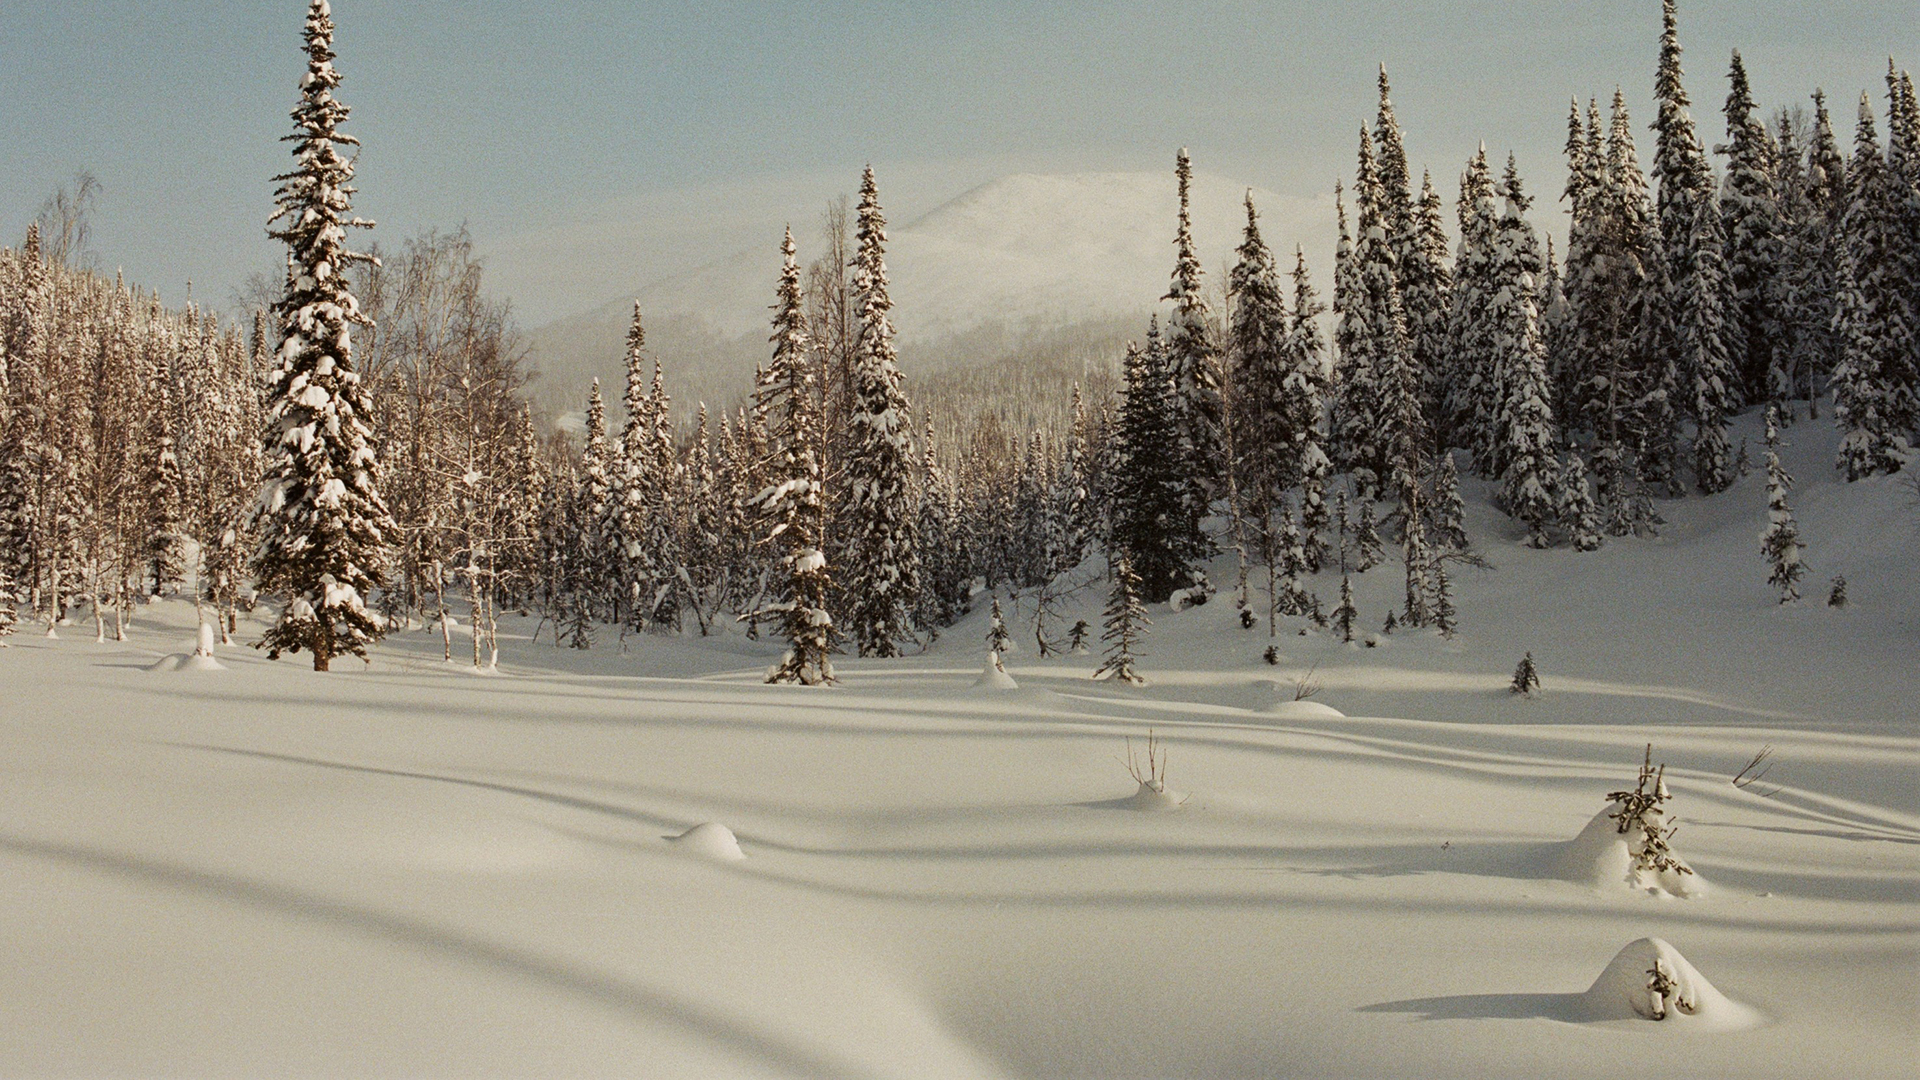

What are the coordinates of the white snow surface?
(1575, 937, 1764, 1031)
(1, 413, 1915, 1077)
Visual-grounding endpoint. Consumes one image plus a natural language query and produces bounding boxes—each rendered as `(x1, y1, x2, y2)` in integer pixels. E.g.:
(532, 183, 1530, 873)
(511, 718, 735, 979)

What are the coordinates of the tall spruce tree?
(1832, 96, 1917, 477)
(1719, 50, 1786, 406)
(1760, 406, 1805, 603)
(1649, 0, 1721, 494)
(842, 167, 922, 656)
(1112, 323, 1196, 603)
(250, 0, 396, 671)
(1444, 147, 1498, 455)
(1683, 182, 1741, 494)
(1164, 149, 1227, 511)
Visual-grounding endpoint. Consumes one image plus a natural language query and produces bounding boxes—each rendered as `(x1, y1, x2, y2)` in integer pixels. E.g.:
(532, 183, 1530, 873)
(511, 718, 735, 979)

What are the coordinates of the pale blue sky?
(1, 1, 1911, 324)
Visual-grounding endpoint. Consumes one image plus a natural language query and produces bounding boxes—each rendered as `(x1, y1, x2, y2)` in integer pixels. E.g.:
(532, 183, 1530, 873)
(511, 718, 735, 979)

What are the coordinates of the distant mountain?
(525, 170, 1334, 424)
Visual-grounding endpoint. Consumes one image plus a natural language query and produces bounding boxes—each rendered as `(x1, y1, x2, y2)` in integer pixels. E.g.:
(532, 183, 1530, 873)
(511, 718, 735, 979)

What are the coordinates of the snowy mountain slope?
(1, 411, 1914, 1079)
(525, 170, 1332, 417)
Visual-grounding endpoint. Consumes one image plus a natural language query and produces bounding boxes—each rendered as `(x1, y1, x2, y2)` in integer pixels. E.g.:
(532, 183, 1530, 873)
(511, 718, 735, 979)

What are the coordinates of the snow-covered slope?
(1, 412, 1914, 1078)
(525, 170, 1331, 416)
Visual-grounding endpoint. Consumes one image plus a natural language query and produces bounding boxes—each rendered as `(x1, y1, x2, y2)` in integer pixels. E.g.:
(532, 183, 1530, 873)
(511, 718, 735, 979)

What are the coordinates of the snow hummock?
(1554, 805, 1704, 898)
(667, 821, 745, 861)
(973, 652, 1019, 691)
(1576, 938, 1763, 1031)
(1266, 699, 1345, 719)
(1120, 778, 1186, 812)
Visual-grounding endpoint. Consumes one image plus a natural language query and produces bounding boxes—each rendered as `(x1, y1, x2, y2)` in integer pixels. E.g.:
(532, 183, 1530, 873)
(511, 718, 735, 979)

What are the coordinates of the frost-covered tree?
(1429, 452, 1468, 551)
(1831, 97, 1917, 478)
(1444, 146, 1498, 455)
(1485, 158, 1562, 544)
(609, 303, 657, 630)
(250, 0, 397, 671)
(1719, 50, 1786, 406)
(1650, 0, 1719, 435)
(1782, 91, 1847, 408)
(1353, 497, 1384, 573)
(1333, 572, 1358, 644)
(986, 595, 1011, 655)
(1093, 551, 1149, 685)
(1683, 184, 1740, 494)
(1164, 149, 1226, 499)
(1759, 406, 1804, 603)
(1229, 192, 1289, 511)
(1510, 651, 1541, 694)
(1285, 248, 1334, 572)
(842, 167, 922, 656)
(753, 232, 833, 683)
(1559, 451, 1605, 552)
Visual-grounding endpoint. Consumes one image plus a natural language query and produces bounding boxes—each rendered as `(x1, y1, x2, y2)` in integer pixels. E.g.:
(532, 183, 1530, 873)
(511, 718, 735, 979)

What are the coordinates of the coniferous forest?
(2, 1, 1911, 672)
(3, 3, 1918, 1075)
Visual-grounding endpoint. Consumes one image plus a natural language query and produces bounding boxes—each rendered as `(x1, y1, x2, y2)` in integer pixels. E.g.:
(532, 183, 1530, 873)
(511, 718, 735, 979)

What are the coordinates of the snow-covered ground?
(2, 413, 1915, 1078)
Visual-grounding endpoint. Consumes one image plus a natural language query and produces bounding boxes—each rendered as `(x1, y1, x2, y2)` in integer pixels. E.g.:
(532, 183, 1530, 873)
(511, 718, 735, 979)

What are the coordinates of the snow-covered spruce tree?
(842, 167, 922, 657)
(0, 566, 14, 645)
(643, 362, 683, 630)
(986, 595, 1011, 654)
(1760, 406, 1805, 603)
(1164, 149, 1226, 501)
(1839, 94, 1919, 473)
(609, 302, 656, 631)
(250, 0, 397, 671)
(1429, 452, 1468, 551)
(1784, 91, 1849, 408)
(1649, 0, 1721, 488)
(1683, 183, 1740, 495)
(1112, 323, 1199, 602)
(1273, 499, 1310, 618)
(143, 386, 189, 596)
(1510, 651, 1541, 694)
(1059, 384, 1095, 574)
(574, 379, 613, 621)
(1486, 158, 1563, 545)
(1431, 557, 1457, 640)
(1559, 450, 1605, 552)
(1719, 50, 1786, 407)
(1353, 497, 1384, 573)
(1093, 551, 1149, 685)
(1068, 618, 1091, 654)
(1285, 247, 1334, 573)
(1443, 146, 1498, 456)
(1333, 572, 1358, 644)
(1340, 128, 1421, 495)
(1229, 192, 1290, 512)
(753, 232, 833, 683)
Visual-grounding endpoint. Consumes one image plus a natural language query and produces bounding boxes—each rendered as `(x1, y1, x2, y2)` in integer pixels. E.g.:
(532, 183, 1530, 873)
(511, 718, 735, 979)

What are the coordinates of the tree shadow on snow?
(1358, 992, 1582, 1022)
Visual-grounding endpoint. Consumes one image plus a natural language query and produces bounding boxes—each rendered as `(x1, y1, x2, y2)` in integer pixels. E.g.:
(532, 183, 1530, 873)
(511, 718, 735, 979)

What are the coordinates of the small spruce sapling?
(1263, 644, 1280, 665)
(1067, 619, 1092, 654)
(1606, 744, 1694, 879)
(1827, 575, 1848, 608)
(986, 597, 1011, 655)
(1354, 500, 1385, 572)
(1382, 610, 1397, 635)
(1644, 959, 1694, 1021)
(1510, 650, 1540, 694)
(1759, 407, 1805, 604)
(1094, 552, 1150, 685)
(1334, 573, 1358, 643)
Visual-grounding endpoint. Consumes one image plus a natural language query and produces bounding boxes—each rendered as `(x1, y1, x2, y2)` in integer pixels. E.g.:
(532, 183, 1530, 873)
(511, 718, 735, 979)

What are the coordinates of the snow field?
(0, 410, 1914, 1078)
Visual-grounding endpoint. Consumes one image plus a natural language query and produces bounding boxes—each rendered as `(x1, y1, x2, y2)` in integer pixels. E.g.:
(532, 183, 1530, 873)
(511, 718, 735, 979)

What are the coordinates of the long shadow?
(0, 832, 884, 1080)
(164, 743, 686, 833)
(1357, 993, 1581, 1022)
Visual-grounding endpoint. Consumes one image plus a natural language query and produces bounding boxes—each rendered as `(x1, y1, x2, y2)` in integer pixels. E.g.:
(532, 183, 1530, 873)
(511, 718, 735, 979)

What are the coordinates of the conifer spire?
(251, 0, 396, 671)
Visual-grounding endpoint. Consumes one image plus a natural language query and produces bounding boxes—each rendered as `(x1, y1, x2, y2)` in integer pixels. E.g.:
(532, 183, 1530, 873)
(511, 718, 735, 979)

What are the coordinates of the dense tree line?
(2, 0, 1912, 670)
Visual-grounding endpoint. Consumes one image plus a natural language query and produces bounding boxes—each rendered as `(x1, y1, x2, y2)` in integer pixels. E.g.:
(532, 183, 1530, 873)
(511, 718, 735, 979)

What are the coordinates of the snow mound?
(973, 652, 1019, 691)
(150, 653, 226, 672)
(668, 822, 745, 861)
(1576, 938, 1762, 1031)
(1266, 699, 1345, 719)
(1121, 780, 1186, 812)
(1554, 805, 1705, 897)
